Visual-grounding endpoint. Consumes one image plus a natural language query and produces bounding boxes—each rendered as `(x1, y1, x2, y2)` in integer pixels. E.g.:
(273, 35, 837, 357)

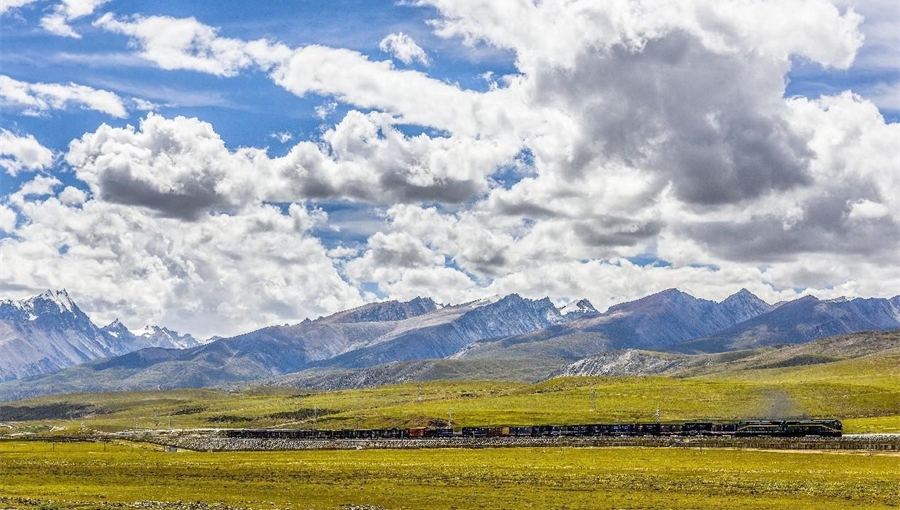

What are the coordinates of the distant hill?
(459, 288, 775, 359)
(257, 356, 566, 391)
(671, 296, 900, 353)
(552, 330, 900, 379)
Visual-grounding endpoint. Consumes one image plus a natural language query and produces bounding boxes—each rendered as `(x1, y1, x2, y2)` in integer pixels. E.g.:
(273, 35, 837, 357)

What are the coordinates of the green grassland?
(2, 346, 899, 509)
(2, 371, 898, 435)
(1, 440, 898, 510)
(3, 333, 898, 435)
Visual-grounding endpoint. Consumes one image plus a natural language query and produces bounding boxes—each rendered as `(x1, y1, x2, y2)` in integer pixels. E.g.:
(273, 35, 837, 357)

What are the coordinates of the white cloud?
(344, 231, 445, 285)
(67, 111, 518, 217)
(0, 0, 41, 15)
(4, 1, 897, 337)
(422, 0, 862, 72)
(379, 32, 430, 66)
(13, 175, 61, 199)
(270, 45, 484, 134)
(0, 129, 54, 176)
(834, 0, 899, 70)
(58, 186, 88, 205)
(314, 101, 337, 120)
(131, 97, 158, 111)
(67, 113, 270, 219)
(270, 131, 293, 143)
(1, 196, 362, 337)
(847, 199, 890, 220)
(91, 15, 495, 135)
(94, 14, 265, 76)
(40, 0, 110, 38)
(0, 74, 128, 118)
(0, 204, 17, 233)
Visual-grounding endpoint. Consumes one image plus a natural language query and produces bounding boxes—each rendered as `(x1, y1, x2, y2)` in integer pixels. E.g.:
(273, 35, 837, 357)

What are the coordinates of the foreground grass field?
(1, 440, 898, 510)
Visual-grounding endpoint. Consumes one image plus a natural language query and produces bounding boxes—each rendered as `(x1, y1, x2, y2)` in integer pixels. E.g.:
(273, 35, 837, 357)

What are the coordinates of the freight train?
(223, 419, 842, 440)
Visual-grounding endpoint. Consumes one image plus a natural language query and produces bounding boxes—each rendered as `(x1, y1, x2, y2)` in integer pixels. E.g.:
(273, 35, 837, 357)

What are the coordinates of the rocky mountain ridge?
(0, 288, 898, 399)
(0, 290, 202, 382)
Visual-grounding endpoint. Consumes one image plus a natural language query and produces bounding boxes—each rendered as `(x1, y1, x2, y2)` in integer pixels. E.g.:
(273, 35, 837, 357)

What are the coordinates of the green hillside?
(2, 331, 897, 434)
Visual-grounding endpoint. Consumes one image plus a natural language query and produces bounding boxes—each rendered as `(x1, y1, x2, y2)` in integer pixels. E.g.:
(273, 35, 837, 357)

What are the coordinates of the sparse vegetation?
(1, 338, 898, 508)
(0, 366, 897, 433)
(1, 440, 898, 509)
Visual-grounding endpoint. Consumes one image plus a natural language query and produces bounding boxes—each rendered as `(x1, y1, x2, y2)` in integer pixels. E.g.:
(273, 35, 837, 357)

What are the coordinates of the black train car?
(659, 423, 682, 436)
(509, 426, 535, 437)
(460, 427, 506, 437)
(530, 425, 559, 437)
(425, 427, 454, 438)
(711, 423, 737, 435)
(633, 423, 660, 436)
(783, 420, 842, 437)
(372, 428, 409, 439)
(609, 424, 634, 436)
(461, 426, 489, 437)
(735, 420, 842, 437)
(682, 422, 714, 435)
(560, 425, 592, 436)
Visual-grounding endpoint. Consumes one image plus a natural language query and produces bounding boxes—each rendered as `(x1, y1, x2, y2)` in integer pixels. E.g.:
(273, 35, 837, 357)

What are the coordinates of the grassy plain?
(2, 370, 899, 434)
(1, 440, 898, 510)
(3, 335, 898, 434)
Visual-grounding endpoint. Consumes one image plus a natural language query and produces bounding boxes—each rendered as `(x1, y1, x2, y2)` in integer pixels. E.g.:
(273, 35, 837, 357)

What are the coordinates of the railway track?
(132, 431, 900, 452)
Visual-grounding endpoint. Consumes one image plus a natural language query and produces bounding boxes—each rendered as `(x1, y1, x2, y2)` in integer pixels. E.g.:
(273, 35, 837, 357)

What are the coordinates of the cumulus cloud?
(41, 0, 110, 38)
(344, 231, 445, 286)
(58, 186, 88, 205)
(9, 176, 61, 204)
(676, 92, 900, 262)
(379, 32, 430, 66)
(0, 74, 128, 117)
(3, 0, 897, 336)
(67, 111, 518, 218)
(0, 196, 362, 336)
(67, 113, 268, 220)
(0, 129, 54, 176)
(0, 204, 17, 233)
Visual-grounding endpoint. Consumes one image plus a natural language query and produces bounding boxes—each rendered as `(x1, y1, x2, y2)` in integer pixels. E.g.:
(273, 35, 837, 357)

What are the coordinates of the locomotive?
(224, 419, 842, 440)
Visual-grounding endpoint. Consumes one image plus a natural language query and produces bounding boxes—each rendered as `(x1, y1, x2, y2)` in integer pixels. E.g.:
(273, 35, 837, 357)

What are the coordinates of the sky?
(0, 0, 898, 338)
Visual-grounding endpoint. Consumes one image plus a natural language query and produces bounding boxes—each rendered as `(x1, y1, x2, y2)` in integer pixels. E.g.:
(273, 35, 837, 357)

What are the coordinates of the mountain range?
(0, 290, 203, 382)
(0, 288, 897, 400)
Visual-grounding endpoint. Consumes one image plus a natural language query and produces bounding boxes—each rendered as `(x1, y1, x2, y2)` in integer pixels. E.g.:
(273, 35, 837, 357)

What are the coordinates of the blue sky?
(1, 0, 898, 337)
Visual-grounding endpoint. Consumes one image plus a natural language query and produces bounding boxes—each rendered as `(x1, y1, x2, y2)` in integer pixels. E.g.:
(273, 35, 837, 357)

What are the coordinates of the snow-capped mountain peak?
(468, 294, 504, 308)
(102, 319, 129, 338)
(36, 289, 76, 314)
(1, 289, 79, 321)
(559, 298, 599, 317)
(100, 321, 205, 350)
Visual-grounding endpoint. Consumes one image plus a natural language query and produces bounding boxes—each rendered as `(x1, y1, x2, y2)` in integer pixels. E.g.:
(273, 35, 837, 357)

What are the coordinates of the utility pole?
(417, 384, 423, 404)
(448, 408, 453, 429)
(590, 388, 596, 411)
(313, 406, 318, 431)
(655, 405, 661, 425)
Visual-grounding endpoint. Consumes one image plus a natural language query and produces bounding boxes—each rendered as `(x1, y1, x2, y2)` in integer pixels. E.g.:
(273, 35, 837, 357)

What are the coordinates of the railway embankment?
(143, 432, 900, 452)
